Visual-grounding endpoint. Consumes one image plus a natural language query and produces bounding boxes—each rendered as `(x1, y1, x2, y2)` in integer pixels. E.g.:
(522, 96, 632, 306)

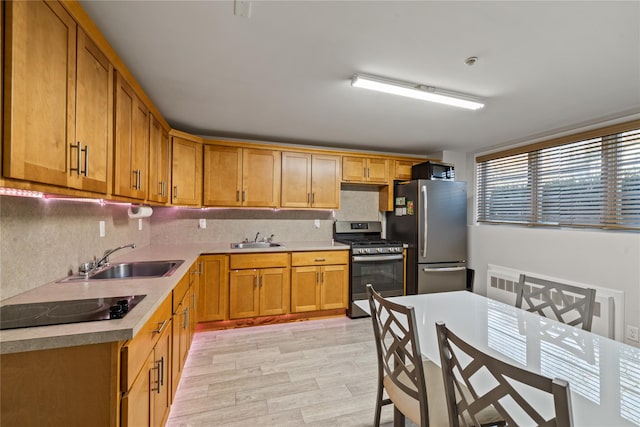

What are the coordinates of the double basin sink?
(64, 242, 283, 281)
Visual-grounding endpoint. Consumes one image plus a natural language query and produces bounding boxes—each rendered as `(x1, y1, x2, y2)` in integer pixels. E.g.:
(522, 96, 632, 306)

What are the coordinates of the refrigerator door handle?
(421, 184, 428, 259)
(422, 266, 467, 273)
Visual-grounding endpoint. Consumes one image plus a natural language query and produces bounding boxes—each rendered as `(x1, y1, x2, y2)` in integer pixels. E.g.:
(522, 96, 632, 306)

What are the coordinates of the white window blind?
(477, 122, 640, 230)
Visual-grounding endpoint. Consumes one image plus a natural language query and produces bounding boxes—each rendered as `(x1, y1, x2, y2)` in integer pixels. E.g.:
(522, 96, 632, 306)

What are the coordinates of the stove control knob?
(109, 305, 124, 319)
(117, 299, 130, 313)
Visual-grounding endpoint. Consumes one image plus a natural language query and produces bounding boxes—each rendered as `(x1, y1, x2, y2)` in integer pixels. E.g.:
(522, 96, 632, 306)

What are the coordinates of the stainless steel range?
(333, 221, 404, 318)
(0, 295, 146, 330)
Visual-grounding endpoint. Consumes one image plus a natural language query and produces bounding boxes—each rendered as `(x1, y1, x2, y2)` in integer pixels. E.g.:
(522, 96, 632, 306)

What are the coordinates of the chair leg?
(374, 378, 384, 427)
(393, 406, 405, 427)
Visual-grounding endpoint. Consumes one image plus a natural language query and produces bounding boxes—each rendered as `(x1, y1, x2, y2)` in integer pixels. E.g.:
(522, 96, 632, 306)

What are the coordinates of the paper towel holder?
(128, 204, 153, 219)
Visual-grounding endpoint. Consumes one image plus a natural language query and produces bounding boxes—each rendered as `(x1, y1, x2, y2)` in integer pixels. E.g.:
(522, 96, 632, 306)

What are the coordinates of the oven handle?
(422, 266, 466, 273)
(352, 254, 404, 262)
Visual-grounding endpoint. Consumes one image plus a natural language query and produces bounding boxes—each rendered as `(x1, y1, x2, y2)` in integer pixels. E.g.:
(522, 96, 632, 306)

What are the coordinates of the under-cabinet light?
(351, 74, 485, 110)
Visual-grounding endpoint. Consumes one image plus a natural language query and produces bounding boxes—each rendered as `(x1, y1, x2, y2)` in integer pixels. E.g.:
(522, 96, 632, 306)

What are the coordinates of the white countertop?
(0, 241, 349, 354)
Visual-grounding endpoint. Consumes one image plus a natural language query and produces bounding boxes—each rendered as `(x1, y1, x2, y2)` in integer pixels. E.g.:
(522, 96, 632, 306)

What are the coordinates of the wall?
(0, 188, 380, 300)
(0, 196, 150, 300)
(150, 188, 381, 244)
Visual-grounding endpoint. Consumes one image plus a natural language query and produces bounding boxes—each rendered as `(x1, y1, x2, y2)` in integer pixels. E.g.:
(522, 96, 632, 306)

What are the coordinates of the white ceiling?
(80, 1, 640, 155)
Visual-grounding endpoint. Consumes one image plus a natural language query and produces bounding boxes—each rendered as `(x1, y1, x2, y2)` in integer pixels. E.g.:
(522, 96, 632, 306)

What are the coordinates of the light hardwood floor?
(166, 316, 416, 426)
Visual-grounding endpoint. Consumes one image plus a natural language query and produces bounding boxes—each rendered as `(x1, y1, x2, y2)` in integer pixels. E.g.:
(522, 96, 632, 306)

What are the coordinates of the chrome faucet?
(254, 232, 260, 242)
(95, 243, 136, 267)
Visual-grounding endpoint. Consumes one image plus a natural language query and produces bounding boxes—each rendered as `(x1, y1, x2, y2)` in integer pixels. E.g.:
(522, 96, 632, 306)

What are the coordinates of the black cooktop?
(0, 295, 146, 330)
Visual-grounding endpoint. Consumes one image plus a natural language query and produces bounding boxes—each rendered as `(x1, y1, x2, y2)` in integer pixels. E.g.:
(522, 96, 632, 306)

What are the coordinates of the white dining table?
(355, 291, 640, 427)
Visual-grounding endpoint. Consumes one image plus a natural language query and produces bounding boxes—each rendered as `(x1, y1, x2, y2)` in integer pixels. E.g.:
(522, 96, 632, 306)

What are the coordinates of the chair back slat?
(367, 285, 430, 425)
(515, 274, 597, 331)
(436, 321, 574, 427)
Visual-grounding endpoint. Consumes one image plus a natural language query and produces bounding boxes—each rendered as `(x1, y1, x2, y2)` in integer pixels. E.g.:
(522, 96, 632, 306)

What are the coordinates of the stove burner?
(0, 295, 146, 330)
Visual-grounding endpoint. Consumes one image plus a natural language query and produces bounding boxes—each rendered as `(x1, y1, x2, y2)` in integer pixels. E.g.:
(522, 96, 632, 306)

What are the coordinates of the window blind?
(477, 122, 640, 230)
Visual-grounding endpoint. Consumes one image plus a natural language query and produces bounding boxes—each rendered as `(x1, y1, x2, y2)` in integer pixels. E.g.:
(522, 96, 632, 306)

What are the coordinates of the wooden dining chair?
(515, 274, 597, 331)
(366, 284, 445, 426)
(436, 321, 574, 427)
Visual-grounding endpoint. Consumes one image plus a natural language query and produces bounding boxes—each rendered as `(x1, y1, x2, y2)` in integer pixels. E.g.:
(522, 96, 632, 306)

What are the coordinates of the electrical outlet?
(199, 219, 207, 229)
(626, 325, 639, 342)
(314, 219, 320, 229)
(99, 220, 105, 237)
(138, 218, 143, 231)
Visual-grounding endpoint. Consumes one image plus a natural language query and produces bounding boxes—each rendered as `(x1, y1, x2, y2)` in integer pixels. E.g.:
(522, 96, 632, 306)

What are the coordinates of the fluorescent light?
(351, 74, 485, 110)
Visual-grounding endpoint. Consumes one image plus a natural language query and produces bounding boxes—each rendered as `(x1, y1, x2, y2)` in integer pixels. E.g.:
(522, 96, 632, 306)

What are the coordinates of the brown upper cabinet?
(114, 72, 149, 200)
(147, 115, 171, 204)
(281, 152, 341, 209)
(171, 136, 203, 206)
(342, 156, 389, 184)
(3, 2, 112, 193)
(203, 145, 281, 207)
(393, 159, 421, 180)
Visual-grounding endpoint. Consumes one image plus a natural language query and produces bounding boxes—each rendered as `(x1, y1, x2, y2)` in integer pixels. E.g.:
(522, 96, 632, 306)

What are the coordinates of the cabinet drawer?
(229, 253, 289, 269)
(121, 294, 172, 391)
(291, 251, 349, 266)
(173, 274, 190, 312)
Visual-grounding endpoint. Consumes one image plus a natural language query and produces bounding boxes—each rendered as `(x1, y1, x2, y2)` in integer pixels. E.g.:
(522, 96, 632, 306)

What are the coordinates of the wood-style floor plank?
(167, 317, 417, 426)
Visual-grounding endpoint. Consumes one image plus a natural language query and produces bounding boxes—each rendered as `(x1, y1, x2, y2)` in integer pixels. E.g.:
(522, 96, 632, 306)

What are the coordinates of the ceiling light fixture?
(351, 74, 485, 110)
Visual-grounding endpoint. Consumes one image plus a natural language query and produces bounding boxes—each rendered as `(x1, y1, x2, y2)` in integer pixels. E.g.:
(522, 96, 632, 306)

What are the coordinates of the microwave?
(411, 161, 455, 180)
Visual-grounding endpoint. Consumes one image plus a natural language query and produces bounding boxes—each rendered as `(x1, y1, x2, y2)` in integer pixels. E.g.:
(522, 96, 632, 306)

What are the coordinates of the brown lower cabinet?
(290, 251, 349, 313)
(198, 255, 229, 322)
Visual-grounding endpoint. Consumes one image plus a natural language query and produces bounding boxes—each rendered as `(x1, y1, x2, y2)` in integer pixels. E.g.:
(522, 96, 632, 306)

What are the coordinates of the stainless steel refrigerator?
(386, 180, 467, 295)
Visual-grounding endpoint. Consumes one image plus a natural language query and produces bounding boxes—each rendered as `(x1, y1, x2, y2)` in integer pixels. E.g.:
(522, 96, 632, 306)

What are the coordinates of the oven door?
(349, 253, 404, 318)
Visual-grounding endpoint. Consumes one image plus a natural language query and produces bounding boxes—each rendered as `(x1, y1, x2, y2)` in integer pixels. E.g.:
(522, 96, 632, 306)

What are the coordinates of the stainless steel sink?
(88, 260, 184, 280)
(230, 242, 282, 249)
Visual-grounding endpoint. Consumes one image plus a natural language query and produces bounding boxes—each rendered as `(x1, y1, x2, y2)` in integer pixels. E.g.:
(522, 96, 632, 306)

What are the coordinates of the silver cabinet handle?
(314, 258, 326, 262)
(153, 318, 169, 334)
(138, 170, 142, 190)
(363, 167, 366, 178)
(158, 356, 164, 387)
(422, 185, 428, 259)
(174, 186, 178, 199)
(70, 142, 81, 175)
(422, 266, 467, 273)
(321, 271, 325, 283)
(242, 190, 246, 202)
(316, 271, 320, 284)
(151, 362, 160, 393)
(236, 190, 240, 202)
(254, 273, 258, 287)
(82, 144, 89, 176)
(183, 306, 189, 329)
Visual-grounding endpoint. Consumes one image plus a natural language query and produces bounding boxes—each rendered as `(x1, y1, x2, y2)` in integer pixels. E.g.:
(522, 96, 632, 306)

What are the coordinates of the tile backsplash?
(0, 196, 150, 300)
(0, 188, 380, 300)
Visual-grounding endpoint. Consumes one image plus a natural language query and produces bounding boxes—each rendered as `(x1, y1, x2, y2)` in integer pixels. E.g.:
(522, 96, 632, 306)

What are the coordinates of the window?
(477, 121, 640, 230)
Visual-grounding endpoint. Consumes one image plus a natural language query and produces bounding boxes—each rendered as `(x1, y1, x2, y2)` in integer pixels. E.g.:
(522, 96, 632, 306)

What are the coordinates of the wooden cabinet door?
(147, 115, 170, 203)
(291, 266, 320, 313)
(72, 28, 112, 193)
(320, 265, 349, 309)
(198, 255, 229, 322)
(171, 297, 189, 400)
(311, 154, 340, 208)
(394, 160, 417, 180)
(342, 156, 366, 182)
(73, 29, 113, 193)
(259, 268, 289, 316)
(131, 95, 149, 199)
(171, 137, 202, 206)
(367, 158, 389, 183)
(151, 318, 172, 427)
(203, 145, 242, 206)
(121, 351, 152, 427)
(229, 269, 260, 319)
(243, 148, 281, 207)
(114, 72, 148, 199)
(281, 152, 311, 208)
(3, 0, 76, 187)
